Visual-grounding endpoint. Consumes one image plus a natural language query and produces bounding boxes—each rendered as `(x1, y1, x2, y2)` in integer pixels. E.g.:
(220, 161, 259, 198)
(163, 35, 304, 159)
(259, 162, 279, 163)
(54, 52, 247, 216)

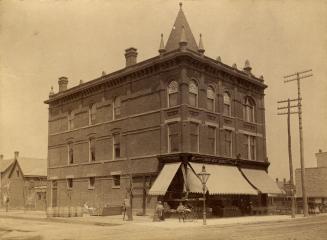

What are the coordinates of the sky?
(0, 0, 327, 180)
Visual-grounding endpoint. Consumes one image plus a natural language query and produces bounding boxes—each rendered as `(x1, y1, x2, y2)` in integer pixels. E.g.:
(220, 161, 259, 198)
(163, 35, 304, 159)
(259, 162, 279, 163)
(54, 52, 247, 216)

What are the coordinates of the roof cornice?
(45, 50, 266, 104)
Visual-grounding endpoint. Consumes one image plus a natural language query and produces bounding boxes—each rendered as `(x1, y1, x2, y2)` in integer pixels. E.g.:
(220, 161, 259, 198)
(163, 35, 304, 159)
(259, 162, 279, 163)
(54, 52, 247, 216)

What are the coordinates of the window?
(89, 138, 96, 162)
(224, 130, 232, 157)
(223, 92, 231, 116)
(244, 135, 256, 160)
(190, 122, 199, 153)
(167, 81, 178, 107)
(113, 97, 121, 119)
(88, 177, 95, 189)
(168, 123, 179, 153)
(244, 97, 255, 122)
(113, 135, 121, 159)
(89, 104, 97, 125)
(189, 80, 198, 107)
(67, 178, 73, 189)
(16, 170, 20, 177)
(207, 86, 215, 111)
(68, 143, 74, 164)
(208, 126, 216, 155)
(112, 175, 121, 188)
(68, 111, 74, 130)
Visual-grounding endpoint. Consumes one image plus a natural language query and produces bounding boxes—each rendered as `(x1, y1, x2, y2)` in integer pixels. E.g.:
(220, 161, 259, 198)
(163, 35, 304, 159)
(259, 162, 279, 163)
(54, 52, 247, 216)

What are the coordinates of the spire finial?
(232, 63, 237, 69)
(159, 33, 166, 55)
(216, 56, 221, 62)
(49, 86, 54, 96)
(243, 59, 252, 73)
(179, 2, 183, 9)
(198, 33, 205, 55)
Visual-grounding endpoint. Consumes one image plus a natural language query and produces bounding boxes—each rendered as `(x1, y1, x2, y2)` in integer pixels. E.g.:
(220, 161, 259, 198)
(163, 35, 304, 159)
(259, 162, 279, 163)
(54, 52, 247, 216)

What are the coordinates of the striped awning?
(148, 162, 181, 196)
(241, 168, 283, 195)
(188, 163, 257, 195)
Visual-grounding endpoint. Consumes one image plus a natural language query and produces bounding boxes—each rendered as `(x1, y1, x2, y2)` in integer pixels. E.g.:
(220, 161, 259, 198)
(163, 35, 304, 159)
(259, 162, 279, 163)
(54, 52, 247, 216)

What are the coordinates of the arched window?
(167, 81, 178, 107)
(68, 111, 74, 130)
(89, 104, 97, 125)
(189, 80, 198, 107)
(223, 92, 231, 116)
(113, 97, 121, 119)
(244, 97, 255, 122)
(207, 86, 215, 111)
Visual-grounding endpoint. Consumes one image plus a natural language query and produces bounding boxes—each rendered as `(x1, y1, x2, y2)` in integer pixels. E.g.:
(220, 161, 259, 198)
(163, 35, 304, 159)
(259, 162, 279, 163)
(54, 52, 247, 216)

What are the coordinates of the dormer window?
(167, 81, 178, 107)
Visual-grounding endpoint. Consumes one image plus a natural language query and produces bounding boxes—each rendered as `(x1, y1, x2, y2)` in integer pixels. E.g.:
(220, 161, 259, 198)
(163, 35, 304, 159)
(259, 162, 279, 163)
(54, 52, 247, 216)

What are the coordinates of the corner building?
(45, 4, 280, 216)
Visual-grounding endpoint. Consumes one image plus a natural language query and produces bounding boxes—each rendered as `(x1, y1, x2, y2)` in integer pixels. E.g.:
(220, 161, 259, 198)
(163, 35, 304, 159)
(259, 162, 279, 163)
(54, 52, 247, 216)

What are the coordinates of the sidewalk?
(0, 209, 323, 228)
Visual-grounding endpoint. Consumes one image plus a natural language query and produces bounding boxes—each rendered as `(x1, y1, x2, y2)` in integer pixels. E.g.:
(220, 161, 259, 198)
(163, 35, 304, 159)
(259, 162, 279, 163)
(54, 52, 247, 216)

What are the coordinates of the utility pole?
(283, 69, 313, 217)
(277, 98, 298, 218)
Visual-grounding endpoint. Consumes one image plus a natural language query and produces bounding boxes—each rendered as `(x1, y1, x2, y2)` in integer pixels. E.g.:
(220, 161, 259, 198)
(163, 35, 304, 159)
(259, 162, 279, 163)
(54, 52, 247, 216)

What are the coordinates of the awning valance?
(241, 168, 283, 195)
(189, 163, 257, 195)
(148, 162, 181, 196)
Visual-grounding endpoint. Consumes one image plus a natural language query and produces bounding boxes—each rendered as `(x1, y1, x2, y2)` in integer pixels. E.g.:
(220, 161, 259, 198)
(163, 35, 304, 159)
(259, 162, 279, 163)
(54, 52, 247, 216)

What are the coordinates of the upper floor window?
(112, 175, 121, 188)
(244, 135, 256, 160)
(89, 138, 96, 162)
(189, 80, 198, 107)
(190, 122, 199, 153)
(88, 177, 95, 189)
(68, 143, 74, 164)
(244, 97, 255, 122)
(207, 86, 215, 111)
(167, 81, 178, 107)
(113, 134, 121, 159)
(67, 178, 73, 189)
(68, 111, 74, 130)
(224, 130, 232, 157)
(113, 97, 121, 119)
(223, 92, 231, 116)
(168, 122, 179, 153)
(89, 104, 97, 125)
(208, 126, 216, 155)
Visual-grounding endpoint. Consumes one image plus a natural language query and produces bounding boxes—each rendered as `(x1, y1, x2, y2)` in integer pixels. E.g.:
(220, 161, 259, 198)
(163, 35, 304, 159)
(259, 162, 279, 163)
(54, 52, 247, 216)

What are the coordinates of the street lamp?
(197, 165, 210, 225)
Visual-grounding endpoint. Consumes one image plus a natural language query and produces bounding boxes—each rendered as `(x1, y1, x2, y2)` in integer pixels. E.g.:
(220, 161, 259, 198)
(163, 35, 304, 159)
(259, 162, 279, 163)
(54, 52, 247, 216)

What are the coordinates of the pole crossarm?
(284, 69, 312, 78)
(277, 98, 301, 103)
(284, 74, 313, 83)
(277, 105, 299, 110)
(277, 112, 299, 115)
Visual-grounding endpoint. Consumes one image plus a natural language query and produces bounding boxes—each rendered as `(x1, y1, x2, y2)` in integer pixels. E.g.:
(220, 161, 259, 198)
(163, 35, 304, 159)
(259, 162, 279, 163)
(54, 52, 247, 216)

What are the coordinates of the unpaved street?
(1, 215, 327, 240)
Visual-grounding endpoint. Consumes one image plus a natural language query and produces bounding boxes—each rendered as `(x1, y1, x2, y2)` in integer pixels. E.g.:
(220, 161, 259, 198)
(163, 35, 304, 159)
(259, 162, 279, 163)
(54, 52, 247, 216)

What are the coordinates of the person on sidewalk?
(155, 201, 164, 221)
(176, 202, 186, 222)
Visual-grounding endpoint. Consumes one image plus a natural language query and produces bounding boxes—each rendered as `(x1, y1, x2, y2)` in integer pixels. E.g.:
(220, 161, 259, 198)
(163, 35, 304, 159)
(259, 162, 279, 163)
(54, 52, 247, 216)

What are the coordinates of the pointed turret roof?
(165, 3, 198, 52)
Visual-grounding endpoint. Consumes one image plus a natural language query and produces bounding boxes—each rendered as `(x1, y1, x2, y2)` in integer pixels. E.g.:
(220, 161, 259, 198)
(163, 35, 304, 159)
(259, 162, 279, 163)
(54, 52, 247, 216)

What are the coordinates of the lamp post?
(197, 165, 210, 225)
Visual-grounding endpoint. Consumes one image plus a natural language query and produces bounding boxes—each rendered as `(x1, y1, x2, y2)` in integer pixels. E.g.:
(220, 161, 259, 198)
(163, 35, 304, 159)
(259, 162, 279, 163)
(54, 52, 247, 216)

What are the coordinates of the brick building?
(0, 152, 47, 210)
(296, 150, 327, 207)
(45, 4, 280, 216)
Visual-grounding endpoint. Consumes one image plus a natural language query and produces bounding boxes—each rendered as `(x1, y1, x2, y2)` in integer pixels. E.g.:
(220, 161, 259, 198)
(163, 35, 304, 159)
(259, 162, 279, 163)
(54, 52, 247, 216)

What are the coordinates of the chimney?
(0, 154, 3, 160)
(275, 178, 279, 183)
(14, 151, 19, 160)
(283, 178, 286, 184)
(58, 76, 68, 92)
(124, 48, 138, 67)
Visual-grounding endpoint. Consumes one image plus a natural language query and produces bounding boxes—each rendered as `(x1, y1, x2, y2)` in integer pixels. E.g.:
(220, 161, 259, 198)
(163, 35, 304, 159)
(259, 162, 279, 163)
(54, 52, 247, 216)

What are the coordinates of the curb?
(0, 214, 122, 227)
